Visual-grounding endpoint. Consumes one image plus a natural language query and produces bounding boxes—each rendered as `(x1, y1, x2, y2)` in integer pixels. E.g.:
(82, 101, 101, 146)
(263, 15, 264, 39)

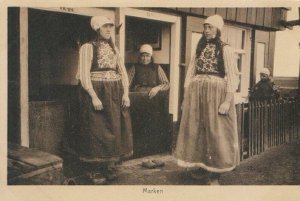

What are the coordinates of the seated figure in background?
(128, 44, 170, 98)
(249, 67, 280, 101)
(127, 44, 171, 157)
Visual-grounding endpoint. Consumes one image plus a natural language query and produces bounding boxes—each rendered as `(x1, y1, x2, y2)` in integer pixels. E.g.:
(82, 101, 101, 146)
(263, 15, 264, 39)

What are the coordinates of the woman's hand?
(149, 87, 160, 99)
(218, 101, 231, 115)
(122, 94, 130, 109)
(92, 97, 103, 111)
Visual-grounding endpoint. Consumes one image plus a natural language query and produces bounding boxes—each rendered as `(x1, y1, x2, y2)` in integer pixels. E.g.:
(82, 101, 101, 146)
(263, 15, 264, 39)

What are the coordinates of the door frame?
(19, 7, 116, 147)
(117, 8, 181, 121)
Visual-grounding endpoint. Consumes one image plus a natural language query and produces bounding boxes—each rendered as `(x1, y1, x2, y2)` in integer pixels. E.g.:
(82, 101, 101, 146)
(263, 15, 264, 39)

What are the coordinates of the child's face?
(260, 73, 269, 81)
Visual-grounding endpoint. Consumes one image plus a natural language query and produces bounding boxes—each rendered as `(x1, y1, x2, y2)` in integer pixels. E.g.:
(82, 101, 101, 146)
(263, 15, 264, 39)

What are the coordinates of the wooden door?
(254, 30, 276, 84)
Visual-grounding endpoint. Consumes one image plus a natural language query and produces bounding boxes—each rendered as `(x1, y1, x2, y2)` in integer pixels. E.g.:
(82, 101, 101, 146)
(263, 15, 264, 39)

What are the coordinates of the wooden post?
(20, 8, 29, 147)
(248, 102, 252, 157)
(241, 103, 245, 161)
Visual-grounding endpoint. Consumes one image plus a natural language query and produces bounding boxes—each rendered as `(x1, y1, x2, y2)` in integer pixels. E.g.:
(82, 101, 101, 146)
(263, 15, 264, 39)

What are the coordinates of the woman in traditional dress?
(127, 44, 170, 157)
(128, 44, 170, 98)
(174, 15, 240, 185)
(76, 16, 133, 184)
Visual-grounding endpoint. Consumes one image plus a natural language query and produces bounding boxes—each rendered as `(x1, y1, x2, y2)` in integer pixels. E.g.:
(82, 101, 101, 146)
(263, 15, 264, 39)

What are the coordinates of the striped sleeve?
(116, 53, 129, 89)
(223, 45, 240, 93)
(127, 65, 135, 88)
(157, 65, 170, 91)
(184, 54, 196, 88)
(76, 43, 93, 90)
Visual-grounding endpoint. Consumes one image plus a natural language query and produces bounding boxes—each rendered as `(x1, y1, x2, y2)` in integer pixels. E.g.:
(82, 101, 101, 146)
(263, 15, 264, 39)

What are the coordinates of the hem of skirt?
(79, 151, 133, 163)
(79, 156, 120, 163)
(177, 159, 236, 173)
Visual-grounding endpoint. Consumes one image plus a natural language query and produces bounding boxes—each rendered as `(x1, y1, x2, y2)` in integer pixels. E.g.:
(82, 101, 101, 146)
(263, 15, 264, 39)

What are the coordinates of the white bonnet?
(139, 44, 153, 55)
(204, 14, 224, 30)
(90, 16, 114, 31)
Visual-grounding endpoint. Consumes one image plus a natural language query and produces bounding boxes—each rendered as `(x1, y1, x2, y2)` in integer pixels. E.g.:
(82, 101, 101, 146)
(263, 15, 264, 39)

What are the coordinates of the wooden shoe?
(151, 159, 165, 167)
(141, 160, 157, 169)
(86, 172, 107, 185)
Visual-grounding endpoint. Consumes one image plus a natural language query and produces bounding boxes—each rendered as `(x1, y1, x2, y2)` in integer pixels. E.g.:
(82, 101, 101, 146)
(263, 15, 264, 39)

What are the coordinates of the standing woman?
(76, 16, 132, 184)
(174, 15, 240, 185)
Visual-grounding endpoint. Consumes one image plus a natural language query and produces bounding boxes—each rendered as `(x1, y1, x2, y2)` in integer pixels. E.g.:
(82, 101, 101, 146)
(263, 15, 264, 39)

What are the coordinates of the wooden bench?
(8, 143, 63, 185)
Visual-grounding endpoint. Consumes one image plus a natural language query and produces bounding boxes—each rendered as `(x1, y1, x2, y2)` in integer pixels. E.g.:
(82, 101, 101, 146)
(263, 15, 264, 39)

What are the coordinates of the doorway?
(119, 8, 181, 157)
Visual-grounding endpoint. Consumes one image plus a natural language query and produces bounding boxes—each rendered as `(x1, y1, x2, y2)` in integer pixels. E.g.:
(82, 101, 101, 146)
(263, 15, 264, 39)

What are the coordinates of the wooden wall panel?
(173, 7, 286, 30)
(216, 8, 227, 19)
(190, 8, 204, 16)
(29, 102, 68, 156)
(203, 8, 216, 17)
(226, 8, 237, 21)
(247, 8, 257, 25)
(236, 8, 248, 23)
(256, 8, 265, 26)
(177, 8, 191, 13)
(272, 8, 282, 30)
(264, 8, 272, 28)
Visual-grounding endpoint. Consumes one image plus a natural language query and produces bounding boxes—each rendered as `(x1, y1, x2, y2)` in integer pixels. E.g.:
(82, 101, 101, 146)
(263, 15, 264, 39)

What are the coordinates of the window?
(221, 26, 251, 101)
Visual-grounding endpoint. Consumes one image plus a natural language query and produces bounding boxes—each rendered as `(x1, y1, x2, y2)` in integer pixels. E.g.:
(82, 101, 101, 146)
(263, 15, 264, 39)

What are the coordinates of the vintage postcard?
(1, 0, 300, 201)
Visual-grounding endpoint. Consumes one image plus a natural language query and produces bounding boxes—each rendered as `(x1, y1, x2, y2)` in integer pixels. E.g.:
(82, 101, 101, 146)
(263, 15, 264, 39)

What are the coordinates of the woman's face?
(203, 24, 218, 39)
(99, 24, 113, 39)
(139, 53, 152, 65)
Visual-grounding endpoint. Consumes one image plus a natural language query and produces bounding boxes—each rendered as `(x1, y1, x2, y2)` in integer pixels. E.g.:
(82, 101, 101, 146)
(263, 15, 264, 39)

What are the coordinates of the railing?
(237, 99, 300, 161)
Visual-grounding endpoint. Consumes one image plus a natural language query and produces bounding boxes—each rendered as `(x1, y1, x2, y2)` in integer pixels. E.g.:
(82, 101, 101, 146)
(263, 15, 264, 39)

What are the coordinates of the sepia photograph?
(2, 1, 300, 201)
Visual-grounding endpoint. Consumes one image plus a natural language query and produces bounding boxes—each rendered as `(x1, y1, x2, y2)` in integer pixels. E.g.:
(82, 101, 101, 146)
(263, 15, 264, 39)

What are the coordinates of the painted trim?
(20, 8, 29, 147)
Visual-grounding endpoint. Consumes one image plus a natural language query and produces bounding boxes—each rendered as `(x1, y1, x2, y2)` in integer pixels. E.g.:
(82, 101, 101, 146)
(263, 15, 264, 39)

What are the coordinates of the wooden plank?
(264, 8, 272, 28)
(226, 8, 237, 21)
(240, 103, 245, 160)
(8, 163, 63, 185)
(275, 101, 279, 146)
(248, 102, 252, 157)
(256, 102, 259, 154)
(236, 8, 248, 23)
(216, 8, 227, 19)
(29, 101, 67, 155)
(176, 8, 191, 13)
(190, 8, 204, 16)
(271, 100, 274, 147)
(247, 8, 257, 25)
(8, 158, 36, 179)
(263, 101, 268, 151)
(256, 8, 265, 27)
(280, 8, 288, 29)
(8, 143, 62, 168)
(186, 16, 205, 32)
(254, 102, 257, 155)
(203, 8, 216, 17)
(259, 102, 263, 153)
(271, 8, 282, 30)
(20, 7, 29, 147)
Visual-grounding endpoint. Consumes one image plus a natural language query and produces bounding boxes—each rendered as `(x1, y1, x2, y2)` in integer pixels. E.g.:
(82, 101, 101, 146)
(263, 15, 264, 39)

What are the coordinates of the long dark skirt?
(130, 89, 170, 157)
(78, 79, 133, 163)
